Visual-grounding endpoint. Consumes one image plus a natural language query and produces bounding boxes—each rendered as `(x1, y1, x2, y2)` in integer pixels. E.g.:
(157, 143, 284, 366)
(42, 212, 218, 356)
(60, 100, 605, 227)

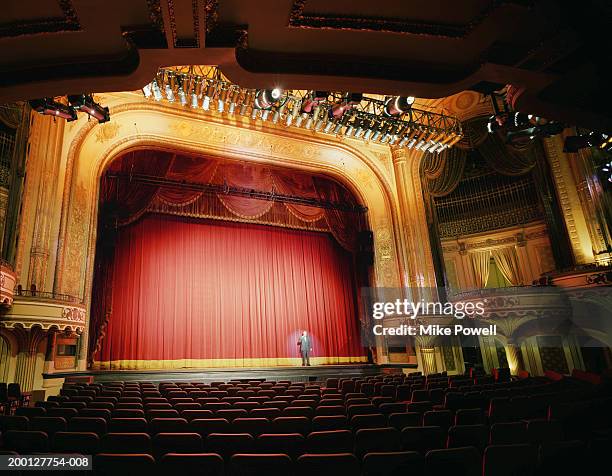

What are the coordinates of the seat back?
(93, 454, 155, 475)
(206, 433, 255, 460)
(355, 427, 401, 457)
(256, 433, 305, 459)
(100, 432, 152, 454)
(362, 451, 424, 476)
(426, 447, 481, 476)
(52, 431, 100, 454)
(483, 444, 538, 476)
(307, 429, 353, 454)
(296, 453, 359, 476)
(152, 432, 203, 458)
(229, 453, 292, 476)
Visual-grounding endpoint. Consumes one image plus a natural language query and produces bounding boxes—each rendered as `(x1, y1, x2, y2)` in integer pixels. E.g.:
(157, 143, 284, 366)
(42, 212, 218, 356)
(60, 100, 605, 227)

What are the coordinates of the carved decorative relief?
(95, 122, 122, 143)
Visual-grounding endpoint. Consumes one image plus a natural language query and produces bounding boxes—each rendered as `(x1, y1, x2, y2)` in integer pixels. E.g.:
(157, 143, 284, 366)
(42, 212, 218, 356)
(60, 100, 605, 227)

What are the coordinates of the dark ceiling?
(1, 0, 610, 129)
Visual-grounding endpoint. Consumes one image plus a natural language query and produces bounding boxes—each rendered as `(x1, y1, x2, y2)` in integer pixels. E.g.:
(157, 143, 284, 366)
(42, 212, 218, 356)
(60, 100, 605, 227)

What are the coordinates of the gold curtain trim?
(91, 356, 368, 370)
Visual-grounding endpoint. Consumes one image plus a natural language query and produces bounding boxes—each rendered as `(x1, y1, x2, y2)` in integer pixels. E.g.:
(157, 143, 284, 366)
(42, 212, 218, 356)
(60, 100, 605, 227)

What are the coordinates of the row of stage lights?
(141, 67, 464, 153)
(28, 94, 110, 123)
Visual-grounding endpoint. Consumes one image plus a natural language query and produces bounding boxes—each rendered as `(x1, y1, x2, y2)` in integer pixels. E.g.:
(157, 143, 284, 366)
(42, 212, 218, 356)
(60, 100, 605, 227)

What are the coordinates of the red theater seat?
(190, 418, 231, 437)
(229, 453, 293, 476)
(0, 415, 29, 432)
(355, 427, 401, 458)
(29, 416, 67, 436)
(350, 413, 387, 430)
(232, 417, 270, 436)
(283, 406, 315, 418)
(297, 453, 360, 476)
(3, 430, 50, 453)
(181, 409, 214, 421)
(272, 416, 311, 436)
(423, 410, 453, 431)
(69, 416, 108, 435)
(400, 426, 445, 454)
(362, 451, 424, 476)
(250, 408, 281, 419)
(483, 444, 538, 476)
(93, 454, 155, 476)
(307, 429, 353, 454)
(455, 409, 484, 425)
(388, 412, 422, 431)
(46, 407, 79, 420)
(52, 431, 100, 454)
(149, 417, 188, 434)
(152, 432, 204, 457)
(312, 415, 349, 431)
(217, 408, 249, 421)
(206, 433, 255, 460)
(447, 424, 489, 452)
(100, 432, 152, 454)
(109, 417, 148, 432)
(159, 453, 224, 476)
(426, 446, 481, 476)
(15, 407, 46, 418)
(257, 433, 306, 459)
(112, 408, 145, 419)
(489, 422, 528, 445)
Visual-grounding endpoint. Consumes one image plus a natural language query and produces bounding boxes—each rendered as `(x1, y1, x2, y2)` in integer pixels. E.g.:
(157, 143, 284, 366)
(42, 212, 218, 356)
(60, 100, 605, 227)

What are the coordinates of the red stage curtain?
(94, 214, 365, 369)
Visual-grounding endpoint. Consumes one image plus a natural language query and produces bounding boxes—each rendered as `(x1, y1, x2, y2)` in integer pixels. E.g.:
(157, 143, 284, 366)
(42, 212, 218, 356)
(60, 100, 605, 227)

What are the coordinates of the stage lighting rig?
(30, 98, 78, 121)
(68, 94, 110, 123)
(142, 66, 464, 153)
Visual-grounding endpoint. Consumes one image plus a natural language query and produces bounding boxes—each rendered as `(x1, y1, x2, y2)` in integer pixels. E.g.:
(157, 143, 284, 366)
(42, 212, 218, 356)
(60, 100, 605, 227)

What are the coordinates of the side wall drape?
(470, 250, 491, 289)
(93, 214, 365, 369)
(491, 247, 523, 286)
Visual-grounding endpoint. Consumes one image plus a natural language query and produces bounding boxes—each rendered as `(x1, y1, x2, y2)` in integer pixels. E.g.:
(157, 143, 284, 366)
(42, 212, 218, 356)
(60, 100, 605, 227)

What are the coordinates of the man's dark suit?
(298, 334, 312, 366)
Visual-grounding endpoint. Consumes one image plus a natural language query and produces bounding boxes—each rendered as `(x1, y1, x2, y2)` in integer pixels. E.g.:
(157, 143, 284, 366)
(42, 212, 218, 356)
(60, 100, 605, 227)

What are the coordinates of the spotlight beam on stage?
(107, 172, 368, 213)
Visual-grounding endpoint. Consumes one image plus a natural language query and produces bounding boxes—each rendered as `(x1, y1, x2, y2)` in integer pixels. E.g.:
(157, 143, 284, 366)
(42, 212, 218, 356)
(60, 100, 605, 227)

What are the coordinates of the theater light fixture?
(564, 131, 612, 153)
(254, 88, 283, 109)
(601, 161, 612, 183)
(141, 66, 464, 153)
(30, 98, 78, 121)
(68, 94, 110, 123)
(384, 96, 415, 116)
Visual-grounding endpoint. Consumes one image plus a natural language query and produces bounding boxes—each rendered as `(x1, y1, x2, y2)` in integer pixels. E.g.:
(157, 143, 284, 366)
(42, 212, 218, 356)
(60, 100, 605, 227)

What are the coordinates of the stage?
(45, 364, 417, 384)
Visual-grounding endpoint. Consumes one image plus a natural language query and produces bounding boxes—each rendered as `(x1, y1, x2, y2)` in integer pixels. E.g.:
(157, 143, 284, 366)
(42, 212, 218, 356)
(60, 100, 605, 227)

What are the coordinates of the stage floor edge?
(45, 364, 417, 383)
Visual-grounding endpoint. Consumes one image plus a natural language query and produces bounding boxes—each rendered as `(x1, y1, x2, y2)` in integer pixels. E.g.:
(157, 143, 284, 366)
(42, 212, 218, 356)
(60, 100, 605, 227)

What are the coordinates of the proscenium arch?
(55, 100, 413, 361)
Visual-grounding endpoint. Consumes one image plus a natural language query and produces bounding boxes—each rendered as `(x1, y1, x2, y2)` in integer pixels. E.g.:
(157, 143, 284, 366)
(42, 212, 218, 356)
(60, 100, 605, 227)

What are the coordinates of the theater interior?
(0, 1, 611, 474)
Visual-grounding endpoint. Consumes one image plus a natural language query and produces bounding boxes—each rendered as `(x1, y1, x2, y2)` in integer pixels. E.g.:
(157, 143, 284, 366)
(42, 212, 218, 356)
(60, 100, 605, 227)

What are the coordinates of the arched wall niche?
(51, 98, 432, 363)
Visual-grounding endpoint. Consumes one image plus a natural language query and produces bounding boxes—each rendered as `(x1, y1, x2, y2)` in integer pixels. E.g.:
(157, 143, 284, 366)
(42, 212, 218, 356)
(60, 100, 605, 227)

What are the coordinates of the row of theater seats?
(0, 373, 609, 475)
(0, 441, 604, 476)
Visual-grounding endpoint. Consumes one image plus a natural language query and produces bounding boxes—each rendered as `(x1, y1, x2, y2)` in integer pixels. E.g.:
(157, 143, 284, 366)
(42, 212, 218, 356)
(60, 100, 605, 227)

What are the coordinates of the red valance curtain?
(93, 214, 365, 369)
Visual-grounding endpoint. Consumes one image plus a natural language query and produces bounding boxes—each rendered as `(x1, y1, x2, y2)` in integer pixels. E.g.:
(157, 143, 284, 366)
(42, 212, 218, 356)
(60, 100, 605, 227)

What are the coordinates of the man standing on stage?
(298, 331, 313, 366)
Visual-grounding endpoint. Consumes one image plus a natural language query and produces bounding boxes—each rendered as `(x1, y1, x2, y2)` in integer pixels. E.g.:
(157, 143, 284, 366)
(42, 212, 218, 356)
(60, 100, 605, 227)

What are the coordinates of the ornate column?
(542, 134, 595, 264)
(26, 115, 65, 290)
(504, 340, 525, 375)
(43, 330, 57, 373)
(419, 347, 438, 375)
(13, 326, 47, 392)
(390, 147, 438, 293)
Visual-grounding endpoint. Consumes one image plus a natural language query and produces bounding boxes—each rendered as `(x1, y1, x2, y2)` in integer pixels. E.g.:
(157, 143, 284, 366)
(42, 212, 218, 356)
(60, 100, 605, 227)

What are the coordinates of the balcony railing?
(13, 289, 81, 304)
